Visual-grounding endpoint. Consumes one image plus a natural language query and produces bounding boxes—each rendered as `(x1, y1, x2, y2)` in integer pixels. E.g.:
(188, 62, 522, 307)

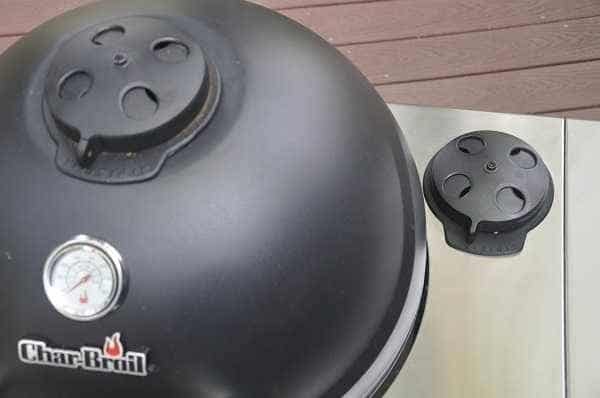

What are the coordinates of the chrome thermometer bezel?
(43, 235, 125, 322)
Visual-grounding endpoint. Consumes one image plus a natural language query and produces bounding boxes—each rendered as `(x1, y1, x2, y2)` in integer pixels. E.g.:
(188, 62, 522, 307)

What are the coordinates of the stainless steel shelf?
(385, 105, 565, 398)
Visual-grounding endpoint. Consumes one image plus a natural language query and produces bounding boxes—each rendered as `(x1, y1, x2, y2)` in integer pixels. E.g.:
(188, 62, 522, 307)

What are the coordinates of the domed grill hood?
(0, 0, 427, 396)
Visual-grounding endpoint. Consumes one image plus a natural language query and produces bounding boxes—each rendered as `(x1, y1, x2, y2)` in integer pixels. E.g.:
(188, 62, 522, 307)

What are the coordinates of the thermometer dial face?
(43, 236, 125, 321)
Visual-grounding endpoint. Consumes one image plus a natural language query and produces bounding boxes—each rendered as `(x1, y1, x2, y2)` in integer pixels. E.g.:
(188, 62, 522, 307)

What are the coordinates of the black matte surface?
(0, 0, 427, 396)
(424, 131, 554, 256)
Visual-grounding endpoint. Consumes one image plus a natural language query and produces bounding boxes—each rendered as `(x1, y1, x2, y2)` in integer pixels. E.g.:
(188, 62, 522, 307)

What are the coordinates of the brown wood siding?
(2, 0, 600, 120)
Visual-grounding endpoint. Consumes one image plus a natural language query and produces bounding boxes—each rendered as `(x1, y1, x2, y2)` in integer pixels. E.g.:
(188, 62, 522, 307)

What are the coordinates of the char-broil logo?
(18, 332, 148, 377)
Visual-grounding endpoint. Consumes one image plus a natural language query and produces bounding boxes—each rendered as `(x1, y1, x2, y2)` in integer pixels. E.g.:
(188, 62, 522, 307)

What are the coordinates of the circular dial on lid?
(43, 235, 126, 321)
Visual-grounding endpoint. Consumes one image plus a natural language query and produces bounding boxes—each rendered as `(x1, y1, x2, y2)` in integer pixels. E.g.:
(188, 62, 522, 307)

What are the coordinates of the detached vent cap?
(424, 130, 554, 256)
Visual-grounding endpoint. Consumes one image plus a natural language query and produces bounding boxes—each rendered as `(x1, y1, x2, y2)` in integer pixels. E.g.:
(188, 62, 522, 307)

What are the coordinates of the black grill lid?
(0, 1, 427, 397)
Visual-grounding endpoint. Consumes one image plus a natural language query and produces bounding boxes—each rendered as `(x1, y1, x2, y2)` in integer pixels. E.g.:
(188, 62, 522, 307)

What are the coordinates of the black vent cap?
(424, 131, 554, 256)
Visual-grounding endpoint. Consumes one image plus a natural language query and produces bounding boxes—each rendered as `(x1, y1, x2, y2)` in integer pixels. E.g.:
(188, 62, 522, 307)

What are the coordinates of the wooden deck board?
(342, 16, 600, 85)
(377, 60, 600, 115)
(2, 0, 600, 120)
(284, 0, 600, 46)
(543, 107, 600, 120)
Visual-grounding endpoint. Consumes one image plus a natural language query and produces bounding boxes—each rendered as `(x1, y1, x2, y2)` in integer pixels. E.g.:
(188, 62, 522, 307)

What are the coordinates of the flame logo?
(103, 332, 124, 358)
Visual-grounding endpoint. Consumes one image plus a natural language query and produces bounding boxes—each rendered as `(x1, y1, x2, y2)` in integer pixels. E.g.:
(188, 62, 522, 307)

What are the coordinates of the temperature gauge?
(43, 235, 126, 321)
